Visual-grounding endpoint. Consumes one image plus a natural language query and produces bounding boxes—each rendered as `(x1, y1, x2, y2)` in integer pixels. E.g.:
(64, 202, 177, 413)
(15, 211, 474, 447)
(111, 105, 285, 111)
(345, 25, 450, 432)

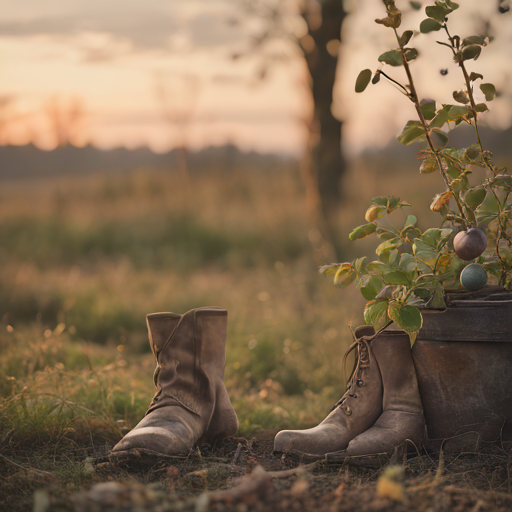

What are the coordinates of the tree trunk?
(303, 0, 346, 219)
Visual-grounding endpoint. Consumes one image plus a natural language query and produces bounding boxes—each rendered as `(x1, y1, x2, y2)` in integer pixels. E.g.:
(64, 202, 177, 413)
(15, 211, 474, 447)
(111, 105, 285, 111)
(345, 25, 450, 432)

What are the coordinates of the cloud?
(0, 14, 178, 51)
(0, 0, 242, 56)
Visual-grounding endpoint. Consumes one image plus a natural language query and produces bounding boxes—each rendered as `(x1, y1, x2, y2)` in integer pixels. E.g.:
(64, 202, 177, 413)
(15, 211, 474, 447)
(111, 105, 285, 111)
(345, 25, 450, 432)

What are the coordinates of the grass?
(1, 156, 512, 510)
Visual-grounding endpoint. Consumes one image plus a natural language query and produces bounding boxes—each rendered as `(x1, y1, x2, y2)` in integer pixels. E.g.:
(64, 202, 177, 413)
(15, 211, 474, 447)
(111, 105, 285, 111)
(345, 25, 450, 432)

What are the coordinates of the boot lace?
(331, 337, 371, 412)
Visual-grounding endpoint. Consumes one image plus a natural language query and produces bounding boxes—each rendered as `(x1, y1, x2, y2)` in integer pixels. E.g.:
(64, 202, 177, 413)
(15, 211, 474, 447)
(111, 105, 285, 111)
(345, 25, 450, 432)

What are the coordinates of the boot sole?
(274, 440, 420, 468)
(109, 447, 190, 464)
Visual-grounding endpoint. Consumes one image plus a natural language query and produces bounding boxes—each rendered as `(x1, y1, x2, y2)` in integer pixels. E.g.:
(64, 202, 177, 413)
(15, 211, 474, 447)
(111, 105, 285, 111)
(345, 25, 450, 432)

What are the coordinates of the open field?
(1, 158, 512, 510)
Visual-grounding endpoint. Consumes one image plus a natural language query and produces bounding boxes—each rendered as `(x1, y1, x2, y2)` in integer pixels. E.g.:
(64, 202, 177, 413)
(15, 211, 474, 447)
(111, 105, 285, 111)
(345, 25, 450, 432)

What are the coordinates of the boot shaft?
(146, 307, 228, 414)
(371, 330, 422, 414)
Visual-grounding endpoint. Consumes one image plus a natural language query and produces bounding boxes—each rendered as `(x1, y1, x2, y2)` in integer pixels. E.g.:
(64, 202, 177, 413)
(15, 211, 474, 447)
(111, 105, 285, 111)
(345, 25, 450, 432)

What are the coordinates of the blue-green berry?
(460, 263, 488, 291)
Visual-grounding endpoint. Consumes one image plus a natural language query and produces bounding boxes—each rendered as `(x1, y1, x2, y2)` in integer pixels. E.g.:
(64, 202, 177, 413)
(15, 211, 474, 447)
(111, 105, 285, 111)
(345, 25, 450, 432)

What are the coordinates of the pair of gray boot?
(111, 309, 425, 459)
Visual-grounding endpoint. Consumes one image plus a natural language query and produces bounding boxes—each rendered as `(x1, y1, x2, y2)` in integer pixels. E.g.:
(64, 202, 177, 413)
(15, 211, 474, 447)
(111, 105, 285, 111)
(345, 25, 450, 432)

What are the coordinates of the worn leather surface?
(274, 327, 383, 455)
(111, 307, 238, 457)
(346, 331, 425, 456)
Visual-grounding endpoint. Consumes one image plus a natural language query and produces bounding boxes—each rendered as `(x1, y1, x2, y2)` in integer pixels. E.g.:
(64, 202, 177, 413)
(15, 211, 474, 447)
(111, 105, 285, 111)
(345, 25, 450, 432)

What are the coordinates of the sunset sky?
(1, 0, 510, 156)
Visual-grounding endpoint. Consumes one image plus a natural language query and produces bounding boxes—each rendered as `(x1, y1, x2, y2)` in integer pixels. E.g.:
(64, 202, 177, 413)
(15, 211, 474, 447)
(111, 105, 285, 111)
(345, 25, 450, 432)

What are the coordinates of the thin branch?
(392, 27, 469, 228)
(378, 70, 409, 94)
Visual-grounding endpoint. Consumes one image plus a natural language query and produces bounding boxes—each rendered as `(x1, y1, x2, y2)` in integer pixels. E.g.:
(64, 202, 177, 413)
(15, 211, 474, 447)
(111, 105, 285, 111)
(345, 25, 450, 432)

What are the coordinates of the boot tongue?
(354, 325, 375, 339)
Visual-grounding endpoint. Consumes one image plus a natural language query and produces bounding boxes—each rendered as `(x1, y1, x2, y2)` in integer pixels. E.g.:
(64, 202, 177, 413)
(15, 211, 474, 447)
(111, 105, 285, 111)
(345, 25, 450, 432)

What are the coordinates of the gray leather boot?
(346, 330, 425, 456)
(111, 307, 238, 458)
(274, 326, 383, 456)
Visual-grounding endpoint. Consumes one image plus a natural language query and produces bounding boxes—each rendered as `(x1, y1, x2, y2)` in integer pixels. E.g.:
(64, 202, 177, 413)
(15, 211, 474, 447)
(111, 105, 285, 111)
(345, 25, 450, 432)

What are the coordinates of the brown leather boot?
(111, 307, 238, 458)
(346, 330, 425, 456)
(273, 326, 383, 456)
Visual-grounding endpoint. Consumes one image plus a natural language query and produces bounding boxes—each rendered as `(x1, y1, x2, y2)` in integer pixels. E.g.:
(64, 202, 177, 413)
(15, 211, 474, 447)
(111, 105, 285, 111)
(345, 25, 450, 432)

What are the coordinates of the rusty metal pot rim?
(422, 298, 512, 311)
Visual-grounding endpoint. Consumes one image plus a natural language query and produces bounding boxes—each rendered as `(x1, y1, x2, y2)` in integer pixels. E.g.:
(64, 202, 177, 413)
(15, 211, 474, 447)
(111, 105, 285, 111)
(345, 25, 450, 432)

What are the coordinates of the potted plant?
(322, 0, 512, 449)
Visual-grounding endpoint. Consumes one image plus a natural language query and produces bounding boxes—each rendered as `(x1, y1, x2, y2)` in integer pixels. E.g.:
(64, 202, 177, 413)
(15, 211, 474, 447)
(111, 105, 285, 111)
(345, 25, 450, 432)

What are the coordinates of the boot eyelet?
(344, 406, 352, 416)
(357, 379, 364, 387)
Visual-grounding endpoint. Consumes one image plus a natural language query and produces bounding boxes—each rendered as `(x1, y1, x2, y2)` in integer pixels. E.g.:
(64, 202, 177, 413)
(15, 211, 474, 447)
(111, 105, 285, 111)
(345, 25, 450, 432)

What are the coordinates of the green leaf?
(378, 49, 403, 67)
(426, 5, 449, 23)
(474, 103, 488, 113)
(360, 275, 384, 301)
(388, 301, 423, 332)
(469, 72, 484, 81)
(371, 196, 389, 207)
(465, 188, 486, 209)
(364, 300, 389, 329)
(405, 227, 422, 242)
(372, 71, 381, 84)
(366, 261, 389, 272)
(420, 18, 442, 33)
(429, 105, 450, 129)
(379, 249, 399, 266)
(387, 195, 401, 212)
(462, 35, 486, 47)
(398, 121, 426, 145)
(355, 69, 373, 93)
(349, 223, 377, 241)
(409, 1, 422, 10)
(420, 154, 438, 173)
(405, 48, 419, 62)
(432, 129, 449, 147)
(354, 256, 367, 272)
(382, 269, 411, 286)
(448, 105, 470, 123)
(453, 90, 469, 104)
(464, 144, 480, 162)
(482, 261, 502, 275)
(404, 215, 417, 230)
(376, 237, 404, 256)
(400, 30, 414, 46)
(378, 230, 397, 241)
(480, 83, 496, 101)
(450, 175, 469, 193)
(376, 285, 398, 300)
(420, 99, 436, 120)
(445, 0, 459, 10)
(461, 45, 481, 61)
(465, 206, 477, 226)
(476, 193, 500, 223)
(334, 267, 357, 288)
(399, 253, 417, 273)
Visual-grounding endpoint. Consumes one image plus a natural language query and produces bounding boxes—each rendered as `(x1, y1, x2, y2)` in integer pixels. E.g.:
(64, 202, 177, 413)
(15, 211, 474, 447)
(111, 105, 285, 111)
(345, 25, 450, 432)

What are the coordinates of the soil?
(4, 430, 512, 512)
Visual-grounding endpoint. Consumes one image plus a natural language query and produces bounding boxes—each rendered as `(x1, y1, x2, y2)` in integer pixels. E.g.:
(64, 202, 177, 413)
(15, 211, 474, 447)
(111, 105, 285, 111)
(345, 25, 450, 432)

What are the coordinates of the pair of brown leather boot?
(111, 310, 424, 461)
(274, 327, 426, 459)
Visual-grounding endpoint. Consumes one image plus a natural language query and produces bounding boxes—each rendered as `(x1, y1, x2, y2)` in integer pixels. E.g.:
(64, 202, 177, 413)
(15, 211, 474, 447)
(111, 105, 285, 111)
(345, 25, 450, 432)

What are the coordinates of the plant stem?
(393, 28, 469, 229)
(378, 70, 409, 95)
(443, 23, 511, 283)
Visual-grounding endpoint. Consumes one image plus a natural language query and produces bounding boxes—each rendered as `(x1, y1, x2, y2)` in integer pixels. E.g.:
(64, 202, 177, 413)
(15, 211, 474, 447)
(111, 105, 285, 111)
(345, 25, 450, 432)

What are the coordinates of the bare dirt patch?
(3, 430, 511, 512)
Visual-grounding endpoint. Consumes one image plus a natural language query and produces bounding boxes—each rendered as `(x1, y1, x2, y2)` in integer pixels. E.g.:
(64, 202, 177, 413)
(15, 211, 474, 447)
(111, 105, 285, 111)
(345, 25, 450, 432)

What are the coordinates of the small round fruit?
(460, 263, 488, 291)
(453, 228, 487, 261)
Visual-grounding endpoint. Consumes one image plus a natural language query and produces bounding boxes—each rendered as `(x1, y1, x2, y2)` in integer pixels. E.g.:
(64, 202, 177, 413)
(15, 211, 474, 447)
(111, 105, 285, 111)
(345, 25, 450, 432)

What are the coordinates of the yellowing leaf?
(334, 266, 357, 288)
(365, 205, 385, 222)
(430, 191, 453, 211)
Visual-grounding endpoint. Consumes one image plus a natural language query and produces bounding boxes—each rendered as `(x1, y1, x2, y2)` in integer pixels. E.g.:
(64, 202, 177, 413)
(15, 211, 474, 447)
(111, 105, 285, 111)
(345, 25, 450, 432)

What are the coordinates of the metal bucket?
(412, 290, 512, 450)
